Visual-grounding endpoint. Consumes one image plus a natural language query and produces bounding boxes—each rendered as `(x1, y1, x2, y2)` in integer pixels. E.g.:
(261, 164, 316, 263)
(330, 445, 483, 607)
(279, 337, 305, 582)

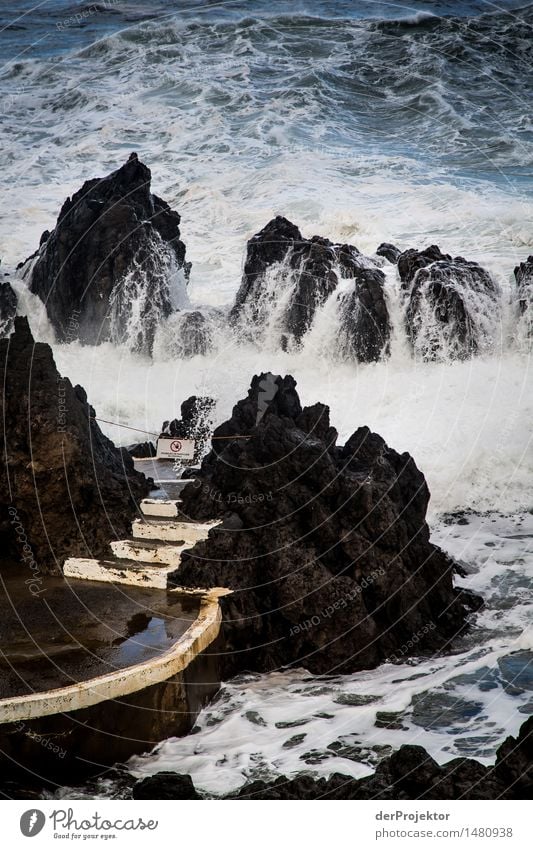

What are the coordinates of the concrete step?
(63, 557, 177, 589)
(131, 518, 220, 544)
(140, 498, 182, 518)
(110, 538, 188, 566)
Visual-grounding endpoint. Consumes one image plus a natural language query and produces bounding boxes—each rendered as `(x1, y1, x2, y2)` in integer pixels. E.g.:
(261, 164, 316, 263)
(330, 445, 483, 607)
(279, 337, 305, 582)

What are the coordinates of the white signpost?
(156, 437, 196, 461)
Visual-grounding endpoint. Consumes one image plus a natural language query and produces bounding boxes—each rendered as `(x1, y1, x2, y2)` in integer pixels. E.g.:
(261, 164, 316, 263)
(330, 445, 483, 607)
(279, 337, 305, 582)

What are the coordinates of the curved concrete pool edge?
(0, 588, 229, 725)
(0, 587, 230, 782)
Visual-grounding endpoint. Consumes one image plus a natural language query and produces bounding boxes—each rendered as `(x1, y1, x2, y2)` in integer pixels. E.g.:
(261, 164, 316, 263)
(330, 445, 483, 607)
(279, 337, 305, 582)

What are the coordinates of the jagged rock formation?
(398, 245, 500, 360)
(376, 242, 401, 263)
(173, 374, 480, 676)
(20, 153, 190, 354)
(132, 714, 532, 800)
(398, 244, 448, 286)
(161, 395, 215, 462)
(338, 266, 391, 361)
(231, 215, 302, 323)
(0, 317, 150, 572)
(231, 217, 390, 362)
(514, 255, 533, 339)
(0, 279, 17, 337)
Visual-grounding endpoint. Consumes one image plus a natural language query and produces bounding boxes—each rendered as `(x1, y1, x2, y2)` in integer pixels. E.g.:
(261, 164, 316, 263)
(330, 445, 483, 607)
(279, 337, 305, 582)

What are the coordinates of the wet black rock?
(173, 373, 480, 676)
(339, 266, 390, 361)
(0, 279, 17, 337)
(398, 244, 449, 287)
(132, 714, 532, 800)
(283, 235, 341, 343)
(161, 395, 215, 463)
(231, 215, 303, 323)
(231, 216, 390, 362)
(133, 772, 200, 800)
(21, 153, 190, 354)
(514, 255, 533, 336)
(398, 245, 500, 360)
(0, 317, 150, 572)
(376, 242, 401, 263)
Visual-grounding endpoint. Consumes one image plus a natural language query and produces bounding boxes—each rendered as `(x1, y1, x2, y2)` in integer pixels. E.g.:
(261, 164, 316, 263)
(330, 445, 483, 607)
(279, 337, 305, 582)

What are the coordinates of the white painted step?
(140, 498, 181, 518)
(111, 538, 188, 567)
(63, 557, 177, 589)
(131, 518, 220, 544)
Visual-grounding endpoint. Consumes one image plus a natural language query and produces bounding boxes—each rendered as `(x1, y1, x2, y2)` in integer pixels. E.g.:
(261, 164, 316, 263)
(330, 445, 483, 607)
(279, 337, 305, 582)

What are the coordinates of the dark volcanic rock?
(133, 772, 200, 800)
(376, 242, 401, 263)
(284, 235, 340, 342)
(398, 244, 449, 287)
(161, 395, 215, 463)
(172, 373, 480, 676)
(494, 712, 533, 798)
(231, 217, 390, 361)
(514, 255, 533, 338)
(0, 317, 150, 572)
(21, 153, 190, 354)
(132, 715, 533, 800)
(0, 280, 17, 337)
(398, 246, 500, 360)
(231, 215, 303, 324)
(339, 266, 390, 361)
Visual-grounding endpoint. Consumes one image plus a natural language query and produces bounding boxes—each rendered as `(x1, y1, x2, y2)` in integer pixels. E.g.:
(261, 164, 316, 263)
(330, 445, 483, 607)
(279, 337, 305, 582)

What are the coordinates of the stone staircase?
(64, 490, 220, 589)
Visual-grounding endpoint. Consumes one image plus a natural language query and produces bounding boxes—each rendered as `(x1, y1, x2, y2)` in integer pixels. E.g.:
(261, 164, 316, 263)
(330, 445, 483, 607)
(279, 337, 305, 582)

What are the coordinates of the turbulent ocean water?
(1, 0, 532, 794)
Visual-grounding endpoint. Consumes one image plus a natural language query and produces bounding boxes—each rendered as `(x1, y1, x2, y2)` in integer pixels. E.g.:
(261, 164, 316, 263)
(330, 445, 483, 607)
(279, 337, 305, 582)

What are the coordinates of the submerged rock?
(0, 317, 150, 572)
(0, 279, 17, 337)
(132, 714, 532, 800)
(173, 373, 480, 676)
(174, 310, 213, 357)
(231, 217, 390, 362)
(21, 153, 190, 354)
(162, 309, 214, 358)
(398, 245, 500, 360)
(514, 255, 533, 339)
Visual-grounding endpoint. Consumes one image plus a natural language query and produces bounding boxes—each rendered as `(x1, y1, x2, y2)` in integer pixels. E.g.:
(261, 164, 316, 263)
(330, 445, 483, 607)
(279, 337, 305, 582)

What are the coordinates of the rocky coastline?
(131, 713, 533, 800)
(0, 153, 530, 802)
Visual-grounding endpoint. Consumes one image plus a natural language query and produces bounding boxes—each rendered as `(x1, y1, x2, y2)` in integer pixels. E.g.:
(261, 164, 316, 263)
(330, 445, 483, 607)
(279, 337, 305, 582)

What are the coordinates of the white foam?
(128, 513, 533, 794)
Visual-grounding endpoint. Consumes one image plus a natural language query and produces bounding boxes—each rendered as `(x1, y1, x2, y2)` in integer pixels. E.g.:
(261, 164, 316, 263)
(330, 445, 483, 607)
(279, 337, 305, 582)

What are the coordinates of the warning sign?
(156, 437, 196, 461)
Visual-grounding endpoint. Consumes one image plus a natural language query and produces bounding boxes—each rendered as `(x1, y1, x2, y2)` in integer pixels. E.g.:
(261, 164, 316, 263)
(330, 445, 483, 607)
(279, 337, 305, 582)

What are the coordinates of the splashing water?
(108, 234, 189, 353)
